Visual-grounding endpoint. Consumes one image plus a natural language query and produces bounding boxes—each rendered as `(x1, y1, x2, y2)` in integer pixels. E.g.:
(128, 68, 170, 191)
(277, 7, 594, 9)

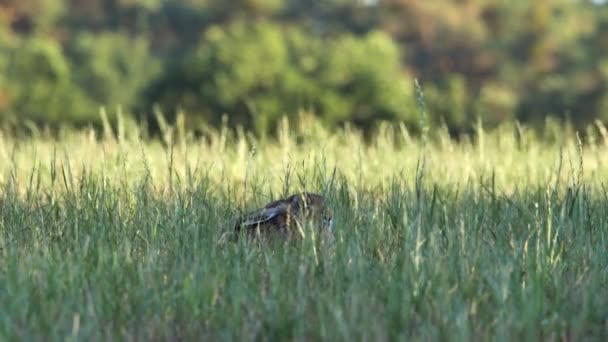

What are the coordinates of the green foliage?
(1, 0, 608, 136)
(147, 21, 413, 134)
(320, 31, 415, 126)
(0, 28, 9, 112)
(209, 0, 285, 18)
(68, 32, 160, 111)
(2, 38, 92, 125)
(0, 0, 65, 34)
(380, 0, 608, 132)
(0, 32, 158, 128)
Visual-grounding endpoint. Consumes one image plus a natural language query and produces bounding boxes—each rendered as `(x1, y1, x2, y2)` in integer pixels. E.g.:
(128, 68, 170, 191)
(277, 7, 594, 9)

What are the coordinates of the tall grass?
(0, 117, 607, 340)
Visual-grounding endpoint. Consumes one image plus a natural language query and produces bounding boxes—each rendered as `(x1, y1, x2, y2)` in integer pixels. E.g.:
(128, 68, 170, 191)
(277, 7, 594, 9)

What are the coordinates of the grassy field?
(0, 119, 607, 341)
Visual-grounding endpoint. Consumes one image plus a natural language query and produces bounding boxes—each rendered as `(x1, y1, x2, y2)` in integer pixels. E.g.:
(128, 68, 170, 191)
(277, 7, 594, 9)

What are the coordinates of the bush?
(0, 32, 159, 130)
(1, 37, 92, 126)
(145, 21, 415, 135)
(68, 32, 160, 111)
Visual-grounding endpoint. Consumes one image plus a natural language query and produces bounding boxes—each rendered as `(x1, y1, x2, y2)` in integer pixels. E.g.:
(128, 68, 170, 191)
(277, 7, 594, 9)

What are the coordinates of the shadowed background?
(0, 0, 607, 137)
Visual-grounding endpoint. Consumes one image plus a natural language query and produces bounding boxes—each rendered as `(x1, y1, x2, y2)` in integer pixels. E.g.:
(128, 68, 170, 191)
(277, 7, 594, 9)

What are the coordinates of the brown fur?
(231, 192, 334, 242)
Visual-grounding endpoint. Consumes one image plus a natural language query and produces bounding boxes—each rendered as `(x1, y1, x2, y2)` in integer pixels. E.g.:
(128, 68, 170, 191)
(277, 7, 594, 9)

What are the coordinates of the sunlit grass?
(0, 117, 607, 340)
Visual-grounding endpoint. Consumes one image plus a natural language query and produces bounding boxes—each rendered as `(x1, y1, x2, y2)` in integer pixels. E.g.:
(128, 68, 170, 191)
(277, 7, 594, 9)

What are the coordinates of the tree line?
(0, 0, 607, 137)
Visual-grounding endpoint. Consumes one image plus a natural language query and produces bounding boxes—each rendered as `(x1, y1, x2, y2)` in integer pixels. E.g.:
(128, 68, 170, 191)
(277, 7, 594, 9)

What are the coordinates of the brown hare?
(229, 192, 334, 243)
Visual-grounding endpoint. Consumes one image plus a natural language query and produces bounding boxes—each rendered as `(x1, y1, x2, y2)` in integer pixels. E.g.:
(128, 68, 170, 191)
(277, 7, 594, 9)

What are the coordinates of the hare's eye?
(323, 216, 334, 230)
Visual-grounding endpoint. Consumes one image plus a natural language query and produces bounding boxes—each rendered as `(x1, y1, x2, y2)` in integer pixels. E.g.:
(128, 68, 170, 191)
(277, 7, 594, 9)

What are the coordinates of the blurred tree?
(144, 21, 414, 135)
(319, 31, 415, 128)
(596, 8, 608, 121)
(283, 0, 380, 35)
(0, 0, 65, 35)
(2, 38, 92, 126)
(0, 29, 158, 128)
(0, 10, 11, 107)
(377, 0, 508, 131)
(68, 32, 160, 110)
(375, 0, 608, 132)
(512, 1, 604, 128)
(63, 0, 160, 31)
(1, 0, 608, 136)
(208, 0, 284, 20)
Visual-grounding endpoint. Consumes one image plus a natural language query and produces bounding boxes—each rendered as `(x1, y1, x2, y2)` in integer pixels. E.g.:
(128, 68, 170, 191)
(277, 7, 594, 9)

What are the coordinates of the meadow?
(0, 117, 607, 341)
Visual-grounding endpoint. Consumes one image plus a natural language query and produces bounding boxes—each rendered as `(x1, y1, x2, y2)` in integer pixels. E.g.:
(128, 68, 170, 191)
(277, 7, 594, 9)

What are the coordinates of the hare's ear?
(239, 204, 288, 227)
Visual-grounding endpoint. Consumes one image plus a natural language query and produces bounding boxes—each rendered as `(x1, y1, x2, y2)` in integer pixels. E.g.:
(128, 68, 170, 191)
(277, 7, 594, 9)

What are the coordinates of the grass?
(0, 118, 607, 341)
